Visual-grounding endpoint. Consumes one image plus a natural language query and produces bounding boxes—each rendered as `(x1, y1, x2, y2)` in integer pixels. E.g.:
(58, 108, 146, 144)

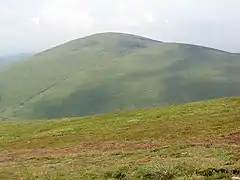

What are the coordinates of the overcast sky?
(0, 0, 240, 55)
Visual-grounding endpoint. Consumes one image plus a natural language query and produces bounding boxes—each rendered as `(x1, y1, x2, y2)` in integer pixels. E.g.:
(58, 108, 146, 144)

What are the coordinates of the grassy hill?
(0, 32, 239, 120)
(0, 97, 239, 179)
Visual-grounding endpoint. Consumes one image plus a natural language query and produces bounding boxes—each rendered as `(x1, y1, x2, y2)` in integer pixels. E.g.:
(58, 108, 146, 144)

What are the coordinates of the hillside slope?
(0, 32, 239, 120)
(0, 97, 239, 179)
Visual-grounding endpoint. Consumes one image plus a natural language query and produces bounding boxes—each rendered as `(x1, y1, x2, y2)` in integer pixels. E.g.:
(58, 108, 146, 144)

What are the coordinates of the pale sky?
(0, 0, 240, 54)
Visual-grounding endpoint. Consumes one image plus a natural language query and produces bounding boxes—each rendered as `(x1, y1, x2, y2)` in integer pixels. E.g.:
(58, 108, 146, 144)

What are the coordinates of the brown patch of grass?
(221, 132, 240, 144)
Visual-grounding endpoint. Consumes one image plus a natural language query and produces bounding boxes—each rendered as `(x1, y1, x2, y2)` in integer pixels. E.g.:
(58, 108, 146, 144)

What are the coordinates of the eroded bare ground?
(1, 140, 162, 162)
(1, 132, 239, 166)
(221, 132, 240, 144)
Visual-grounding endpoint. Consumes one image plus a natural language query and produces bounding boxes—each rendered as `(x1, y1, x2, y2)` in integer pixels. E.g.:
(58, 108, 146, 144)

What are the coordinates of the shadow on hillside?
(161, 75, 240, 105)
(32, 82, 123, 119)
(31, 68, 240, 119)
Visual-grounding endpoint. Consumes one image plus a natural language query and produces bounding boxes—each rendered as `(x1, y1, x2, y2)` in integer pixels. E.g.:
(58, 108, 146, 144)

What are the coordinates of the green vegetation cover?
(0, 97, 239, 179)
(0, 32, 239, 120)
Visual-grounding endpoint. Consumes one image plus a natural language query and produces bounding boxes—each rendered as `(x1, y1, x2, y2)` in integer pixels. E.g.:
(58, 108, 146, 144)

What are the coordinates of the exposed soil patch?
(0, 157, 14, 165)
(221, 132, 240, 144)
(1, 140, 162, 163)
(197, 168, 240, 177)
(1, 137, 240, 165)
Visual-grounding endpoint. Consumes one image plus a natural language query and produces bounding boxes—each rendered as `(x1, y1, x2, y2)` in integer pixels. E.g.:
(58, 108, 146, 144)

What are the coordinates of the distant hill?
(0, 32, 239, 120)
(0, 53, 33, 70)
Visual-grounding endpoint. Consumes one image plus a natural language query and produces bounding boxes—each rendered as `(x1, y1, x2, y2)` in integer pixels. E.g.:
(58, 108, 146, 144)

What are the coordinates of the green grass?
(0, 32, 240, 120)
(0, 97, 239, 179)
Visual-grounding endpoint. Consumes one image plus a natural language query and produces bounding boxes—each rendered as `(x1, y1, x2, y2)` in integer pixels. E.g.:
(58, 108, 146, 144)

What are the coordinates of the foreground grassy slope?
(0, 32, 240, 120)
(0, 97, 239, 179)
